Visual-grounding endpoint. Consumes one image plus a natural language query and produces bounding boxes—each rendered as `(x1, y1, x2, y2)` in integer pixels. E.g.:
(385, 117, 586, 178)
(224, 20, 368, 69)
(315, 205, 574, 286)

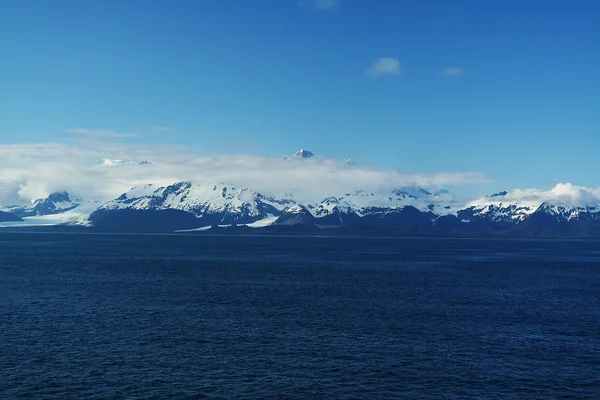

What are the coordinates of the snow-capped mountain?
(0, 191, 102, 227)
(3, 147, 600, 237)
(89, 181, 297, 230)
(273, 204, 317, 226)
(89, 149, 461, 230)
(307, 188, 456, 219)
(282, 148, 315, 160)
(100, 181, 296, 217)
(2, 191, 81, 217)
(3, 180, 600, 237)
(538, 204, 600, 222)
(87, 178, 459, 231)
(294, 149, 314, 159)
(272, 188, 454, 228)
(82, 180, 600, 236)
(460, 187, 600, 225)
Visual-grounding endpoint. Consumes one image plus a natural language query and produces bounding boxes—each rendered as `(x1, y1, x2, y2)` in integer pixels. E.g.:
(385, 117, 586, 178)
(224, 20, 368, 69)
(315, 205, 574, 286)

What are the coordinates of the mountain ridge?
(3, 151, 600, 237)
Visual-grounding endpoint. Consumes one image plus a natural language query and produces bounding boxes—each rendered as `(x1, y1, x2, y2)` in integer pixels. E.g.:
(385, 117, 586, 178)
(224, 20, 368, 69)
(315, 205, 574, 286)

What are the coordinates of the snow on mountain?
(0, 191, 102, 227)
(4, 137, 598, 234)
(2, 191, 81, 217)
(267, 186, 457, 228)
(4, 177, 600, 235)
(285, 204, 309, 214)
(307, 187, 457, 218)
(96, 181, 297, 224)
(0, 210, 96, 228)
(282, 149, 315, 160)
(294, 149, 314, 159)
(462, 183, 600, 223)
(90, 178, 461, 230)
(537, 203, 600, 222)
(273, 204, 316, 226)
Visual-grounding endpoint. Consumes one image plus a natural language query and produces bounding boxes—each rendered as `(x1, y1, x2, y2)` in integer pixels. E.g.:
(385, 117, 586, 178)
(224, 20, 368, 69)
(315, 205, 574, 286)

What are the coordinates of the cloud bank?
(364, 57, 402, 78)
(470, 183, 600, 208)
(0, 140, 489, 205)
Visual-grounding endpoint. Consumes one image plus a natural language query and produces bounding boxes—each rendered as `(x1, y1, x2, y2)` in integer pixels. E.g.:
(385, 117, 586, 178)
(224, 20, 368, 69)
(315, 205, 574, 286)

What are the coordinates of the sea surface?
(1, 233, 599, 399)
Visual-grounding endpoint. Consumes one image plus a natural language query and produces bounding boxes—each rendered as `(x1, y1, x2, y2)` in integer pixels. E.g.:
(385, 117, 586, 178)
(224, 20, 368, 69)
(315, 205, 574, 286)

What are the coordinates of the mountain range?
(2, 150, 600, 238)
(3, 191, 80, 217)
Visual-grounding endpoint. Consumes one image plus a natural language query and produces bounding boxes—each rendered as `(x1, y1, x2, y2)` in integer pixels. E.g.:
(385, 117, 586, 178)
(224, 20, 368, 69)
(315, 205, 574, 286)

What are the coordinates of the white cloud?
(0, 139, 489, 206)
(66, 128, 139, 138)
(440, 67, 464, 77)
(364, 57, 402, 78)
(299, 0, 341, 10)
(471, 183, 600, 208)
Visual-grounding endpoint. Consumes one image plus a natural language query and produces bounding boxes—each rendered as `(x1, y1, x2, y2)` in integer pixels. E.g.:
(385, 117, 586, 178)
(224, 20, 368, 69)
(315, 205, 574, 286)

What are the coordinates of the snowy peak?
(309, 196, 356, 218)
(294, 149, 314, 159)
(465, 183, 600, 223)
(274, 204, 316, 226)
(536, 203, 600, 222)
(313, 187, 457, 217)
(46, 191, 72, 203)
(97, 181, 297, 225)
(92, 180, 459, 230)
(2, 191, 81, 217)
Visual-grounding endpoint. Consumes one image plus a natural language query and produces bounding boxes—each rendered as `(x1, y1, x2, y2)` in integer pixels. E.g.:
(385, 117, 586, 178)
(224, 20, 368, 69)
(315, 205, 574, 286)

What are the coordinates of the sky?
(0, 0, 599, 202)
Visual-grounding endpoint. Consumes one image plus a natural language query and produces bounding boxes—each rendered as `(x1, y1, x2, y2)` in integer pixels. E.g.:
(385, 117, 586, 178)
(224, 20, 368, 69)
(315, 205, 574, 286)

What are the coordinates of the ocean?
(1, 233, 598, 399)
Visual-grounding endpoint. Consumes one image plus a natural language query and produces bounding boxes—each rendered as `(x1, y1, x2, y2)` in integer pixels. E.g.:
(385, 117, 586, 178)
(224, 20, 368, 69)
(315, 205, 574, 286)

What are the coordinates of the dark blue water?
(1, 233, 599, 399)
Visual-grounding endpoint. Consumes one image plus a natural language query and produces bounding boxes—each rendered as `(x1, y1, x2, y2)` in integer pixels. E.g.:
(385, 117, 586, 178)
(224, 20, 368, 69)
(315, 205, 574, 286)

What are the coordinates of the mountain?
(87, 179, 459, 232)
(306, 188, 456, 221)
(270, 187, 456, 228)
(89, 182, 297, 231)
(272, 205, 316, 226)
(3, 181, 600, 237)
(510, 205, 600, 238)
(4, 179, 600, 238)
(460, 191, 545, 226)
(461, 190, 600, 224)
(282, 148, 315, 160)
(269, 186, 600, 238)
(445, 188, 600, 237)
(2, 146, 600, 238)
(2, 191, 81, 218)
(0, 191, 102, 227)
(294, 149, 314, 159)
(81, 178, 600, 237)
(0, 211, 22, 222)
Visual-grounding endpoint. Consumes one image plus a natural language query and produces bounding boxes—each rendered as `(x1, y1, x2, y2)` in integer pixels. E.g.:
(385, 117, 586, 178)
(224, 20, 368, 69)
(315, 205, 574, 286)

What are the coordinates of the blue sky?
(1, 0, 598, 194)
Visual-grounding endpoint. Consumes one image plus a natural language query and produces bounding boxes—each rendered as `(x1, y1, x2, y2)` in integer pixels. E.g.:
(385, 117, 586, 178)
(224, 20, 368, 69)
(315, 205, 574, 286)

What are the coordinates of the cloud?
(299, 0, 341, 10)
(66, 128, 139, 138)
(0, 139, 489, 206)
(440, 67, 464, 77)
(470, 183, 600, 208)
(364, 57, 402, 78)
